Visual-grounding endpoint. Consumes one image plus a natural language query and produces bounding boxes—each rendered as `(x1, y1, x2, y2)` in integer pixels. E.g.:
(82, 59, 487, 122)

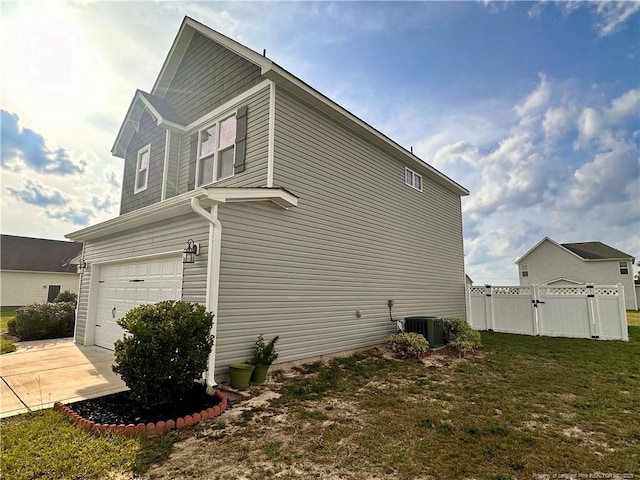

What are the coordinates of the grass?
(0, 410, 176, 480)
(1, 309, 17, 354)
(2, 312, 639, 479)
(626, 310, 640, 326)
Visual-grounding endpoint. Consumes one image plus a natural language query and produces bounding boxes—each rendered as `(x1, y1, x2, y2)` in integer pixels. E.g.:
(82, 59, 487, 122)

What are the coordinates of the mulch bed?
(57, 384, 228, 435)
(67, 384, 221, 425)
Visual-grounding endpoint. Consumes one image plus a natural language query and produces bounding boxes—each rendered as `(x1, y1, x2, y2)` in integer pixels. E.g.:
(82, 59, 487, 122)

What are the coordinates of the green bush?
(112, 300, 214, 407)
(250, 334, 279, 365)
(53, 290, 77, 305)
(386, 332, 430, 359)
(442, 317, 482, 357)
(7, 318, 17, 336)
(13, 302, 75, 341)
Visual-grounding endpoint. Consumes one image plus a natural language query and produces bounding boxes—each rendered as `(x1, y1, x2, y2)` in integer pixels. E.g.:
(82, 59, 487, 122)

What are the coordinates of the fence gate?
(465, 284, 628, 341)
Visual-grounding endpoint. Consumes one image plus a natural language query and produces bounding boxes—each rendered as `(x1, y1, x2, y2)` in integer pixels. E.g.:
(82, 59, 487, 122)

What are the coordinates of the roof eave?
(263, 66, 469, 197)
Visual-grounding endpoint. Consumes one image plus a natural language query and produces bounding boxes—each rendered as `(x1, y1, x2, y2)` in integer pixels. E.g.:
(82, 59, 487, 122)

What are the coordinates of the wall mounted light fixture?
(183, 239, 200, 264)
(78, 259, 87, 273)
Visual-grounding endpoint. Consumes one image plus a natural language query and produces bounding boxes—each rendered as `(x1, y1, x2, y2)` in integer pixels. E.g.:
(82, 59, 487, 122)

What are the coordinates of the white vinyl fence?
(465, 284, 628, 341)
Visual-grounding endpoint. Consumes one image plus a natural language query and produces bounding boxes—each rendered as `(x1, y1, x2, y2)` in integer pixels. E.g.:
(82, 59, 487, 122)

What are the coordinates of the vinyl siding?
(163, 31, 262, 125)
(164, 131, 181, 200)
(74, 214, 209, 345)
(176, 86, 270, 194)
(518, 240, 638, 310)
(120, 110, 165, 214)
(212, 87, 466, 371)
(0, 271, 79, 308)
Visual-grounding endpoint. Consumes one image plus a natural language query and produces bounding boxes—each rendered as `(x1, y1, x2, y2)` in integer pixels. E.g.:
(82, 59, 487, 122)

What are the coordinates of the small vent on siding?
(129, 279, 145, 283)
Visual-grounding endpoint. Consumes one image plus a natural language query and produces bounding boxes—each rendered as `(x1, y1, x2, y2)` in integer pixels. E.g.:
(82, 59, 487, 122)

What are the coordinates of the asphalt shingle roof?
(0, 235, 83, 273)
(561, 241, 634, 260)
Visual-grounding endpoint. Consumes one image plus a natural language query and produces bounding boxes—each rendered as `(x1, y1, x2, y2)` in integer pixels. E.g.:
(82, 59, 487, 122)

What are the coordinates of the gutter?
(190, 197, 222, 391)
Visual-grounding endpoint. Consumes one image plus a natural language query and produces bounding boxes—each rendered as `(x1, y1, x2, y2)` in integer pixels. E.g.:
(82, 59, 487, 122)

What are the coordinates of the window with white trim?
(619, 261, 629, 275)
(521, 264, 529, 277)
(405, 167, 422, 191)
(197, 115, 236, 186)
(134, 144, 150, 194)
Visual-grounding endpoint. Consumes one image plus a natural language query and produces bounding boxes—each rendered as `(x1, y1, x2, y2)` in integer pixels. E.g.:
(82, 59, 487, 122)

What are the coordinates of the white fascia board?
(65, 187, 298, 242)
(152, 17, 270, 98)
(202, 187, 298, 209)
(263, 66, 469, 198)
(66, 190, 205, 242)
(111, 94, 146, 157)
(543, 277, 584, 285)
(152, 24, 195, 97)
(185, 81, 270, 133)
(515, 236, 586, 264)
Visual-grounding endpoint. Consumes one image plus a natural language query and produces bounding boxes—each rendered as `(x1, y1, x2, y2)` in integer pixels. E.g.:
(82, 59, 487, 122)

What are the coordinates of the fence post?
(585, 284, 598, 339)
(532, 285, 540, 336)
(617, 283, 628, 342)
(484, 284, 494, 331)
(465, 283, 472, 327)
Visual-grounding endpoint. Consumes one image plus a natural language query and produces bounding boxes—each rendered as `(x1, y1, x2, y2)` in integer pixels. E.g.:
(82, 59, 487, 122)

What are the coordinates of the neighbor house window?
(619, 261, 629, 274)
(405, 167, 422, 191)
(134, 144, 150, 194)
(197, 115, 236, 186)
(521, 264, 529, 277)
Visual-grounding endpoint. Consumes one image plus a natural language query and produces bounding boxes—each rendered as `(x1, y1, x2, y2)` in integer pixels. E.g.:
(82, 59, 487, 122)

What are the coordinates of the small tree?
(112, 300, 214, 407)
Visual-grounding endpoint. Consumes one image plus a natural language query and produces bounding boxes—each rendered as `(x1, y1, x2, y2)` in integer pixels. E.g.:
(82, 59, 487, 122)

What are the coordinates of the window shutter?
(234, 105, 248, 174)
(187, 133, 198, 191)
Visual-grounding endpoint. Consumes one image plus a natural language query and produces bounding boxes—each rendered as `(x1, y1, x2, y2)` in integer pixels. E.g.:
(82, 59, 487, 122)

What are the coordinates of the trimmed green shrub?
(112, 300, 214, 407)
(53, 290, 77, 305)
(442, 317, 482, 357)
(386, 332, 430, 359)
(13, 302, 75, 341)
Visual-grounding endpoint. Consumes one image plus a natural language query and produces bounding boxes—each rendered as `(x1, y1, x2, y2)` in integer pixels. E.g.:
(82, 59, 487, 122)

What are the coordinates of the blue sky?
(1, 1, 638, 283)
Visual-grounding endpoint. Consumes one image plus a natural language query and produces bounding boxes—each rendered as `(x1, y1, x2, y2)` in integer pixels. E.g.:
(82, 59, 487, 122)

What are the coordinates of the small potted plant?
(249, 334, 279, 383)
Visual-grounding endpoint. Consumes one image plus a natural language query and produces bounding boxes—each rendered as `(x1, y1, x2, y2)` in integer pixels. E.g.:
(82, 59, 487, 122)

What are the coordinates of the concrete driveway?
(0, 338, 126, 418)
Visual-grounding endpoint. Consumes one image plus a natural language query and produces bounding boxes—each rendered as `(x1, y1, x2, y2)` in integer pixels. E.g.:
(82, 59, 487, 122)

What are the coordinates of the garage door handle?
(112, 307, 116, 318)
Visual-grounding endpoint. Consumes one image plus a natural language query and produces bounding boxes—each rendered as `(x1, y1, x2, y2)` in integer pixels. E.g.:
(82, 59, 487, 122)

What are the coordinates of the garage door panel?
(94, 256, 183, 350)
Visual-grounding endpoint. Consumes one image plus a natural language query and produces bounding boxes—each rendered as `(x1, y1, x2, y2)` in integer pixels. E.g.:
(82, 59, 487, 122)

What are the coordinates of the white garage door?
(94, 256, 183, 349)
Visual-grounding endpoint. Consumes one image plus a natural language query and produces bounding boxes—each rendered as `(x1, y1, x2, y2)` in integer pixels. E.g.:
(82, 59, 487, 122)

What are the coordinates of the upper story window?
(134, 144, 150, 194)
(405, 167, 422, 191)
(521, 264, 529, 277)
(197, 115, 236, 186)
(619, 261, 629, 275)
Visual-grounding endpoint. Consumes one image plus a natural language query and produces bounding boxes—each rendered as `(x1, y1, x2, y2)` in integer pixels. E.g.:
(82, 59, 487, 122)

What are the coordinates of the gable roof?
(561, 242, 634, 261)
(1, 235, 83, 273)
(516, 236, 635, 264)
(112, 16, 468, 197)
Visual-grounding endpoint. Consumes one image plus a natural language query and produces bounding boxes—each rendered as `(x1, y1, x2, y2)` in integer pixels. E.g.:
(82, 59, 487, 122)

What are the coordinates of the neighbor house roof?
(112, 16, 469, 198)
(561, 242, 634, 261)
(516, 236, 635, 264)
(0, 235, 83, 273)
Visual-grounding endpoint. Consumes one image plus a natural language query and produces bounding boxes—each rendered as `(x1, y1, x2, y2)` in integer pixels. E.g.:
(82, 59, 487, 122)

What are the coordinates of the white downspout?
(190, 197, 222, 391)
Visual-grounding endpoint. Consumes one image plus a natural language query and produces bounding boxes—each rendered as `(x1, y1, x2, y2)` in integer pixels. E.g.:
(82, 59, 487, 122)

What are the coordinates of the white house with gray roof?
(516, 237, 637, 310)
(67, 17, 469, 387)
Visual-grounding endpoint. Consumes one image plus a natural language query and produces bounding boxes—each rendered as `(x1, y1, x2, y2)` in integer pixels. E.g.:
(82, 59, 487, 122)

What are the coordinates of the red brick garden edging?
(54, 389, 228, 436)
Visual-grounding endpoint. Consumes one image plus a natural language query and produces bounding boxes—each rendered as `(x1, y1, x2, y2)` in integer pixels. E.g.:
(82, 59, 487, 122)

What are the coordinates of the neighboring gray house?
(67, 17, 469, 386)
(0, 235, 82, 309)
(516, 237, 638, 310)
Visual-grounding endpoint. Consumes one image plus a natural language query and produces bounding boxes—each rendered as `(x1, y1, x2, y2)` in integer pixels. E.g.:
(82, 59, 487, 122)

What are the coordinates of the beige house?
(516, 237, 638, 310)
(66, 17, 469, 387)
(0, 235, 83, 309)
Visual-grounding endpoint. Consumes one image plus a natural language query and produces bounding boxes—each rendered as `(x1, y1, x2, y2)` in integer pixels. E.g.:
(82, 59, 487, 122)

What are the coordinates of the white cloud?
(542, 104, 577, 141)
(606, 88, 640, 123)
(514, 73, 550, 117)
(574, 107, 603, 149)
(595, 1, 640, 37)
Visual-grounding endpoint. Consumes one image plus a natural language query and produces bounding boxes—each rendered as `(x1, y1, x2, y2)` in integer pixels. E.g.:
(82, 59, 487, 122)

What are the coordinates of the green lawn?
(627, 310, 640, 327)
(2, 315, 639, 479)
(1, 309, 17, 354)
